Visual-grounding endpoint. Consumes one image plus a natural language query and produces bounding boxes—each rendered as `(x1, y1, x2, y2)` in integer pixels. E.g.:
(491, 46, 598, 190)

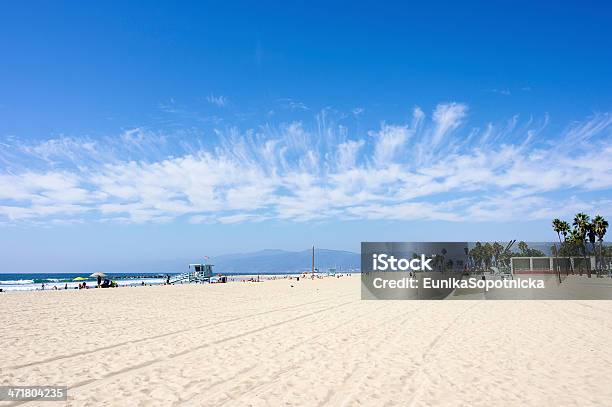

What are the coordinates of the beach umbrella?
(90, 272, 106, 278)
(73, 277, 87, 281)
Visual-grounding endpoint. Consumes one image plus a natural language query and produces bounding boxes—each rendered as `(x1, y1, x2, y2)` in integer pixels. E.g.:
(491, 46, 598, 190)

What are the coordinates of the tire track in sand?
(7, 293, 354, 371)
(5, 298, 358, 407)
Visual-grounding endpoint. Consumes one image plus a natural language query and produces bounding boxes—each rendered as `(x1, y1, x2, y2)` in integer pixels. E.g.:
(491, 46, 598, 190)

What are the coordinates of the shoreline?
(0, 272, 354, 293)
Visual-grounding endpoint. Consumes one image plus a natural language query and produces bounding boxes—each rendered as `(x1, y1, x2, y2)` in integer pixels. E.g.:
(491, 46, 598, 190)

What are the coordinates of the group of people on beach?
(25, 272, 354, 292)
(40, 282, 88, 290)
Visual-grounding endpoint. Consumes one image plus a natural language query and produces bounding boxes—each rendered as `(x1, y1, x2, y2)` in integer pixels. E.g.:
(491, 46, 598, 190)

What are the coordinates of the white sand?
(1, 276, 612, 406)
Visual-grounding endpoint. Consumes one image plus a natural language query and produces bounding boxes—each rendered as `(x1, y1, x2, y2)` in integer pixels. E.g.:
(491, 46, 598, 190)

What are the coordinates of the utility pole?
(312, 245, 315, 274)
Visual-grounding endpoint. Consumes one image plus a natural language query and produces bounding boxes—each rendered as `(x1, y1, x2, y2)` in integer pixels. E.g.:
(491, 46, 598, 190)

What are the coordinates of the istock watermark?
(371, 253, 432, 271)
(371, 276, 544, 290)
(360, 242, 612, 300)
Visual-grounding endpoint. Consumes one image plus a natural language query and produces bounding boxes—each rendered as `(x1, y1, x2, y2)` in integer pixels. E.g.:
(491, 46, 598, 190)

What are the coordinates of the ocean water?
(0, 271, 308, 291)
(0, 272, 172, 291)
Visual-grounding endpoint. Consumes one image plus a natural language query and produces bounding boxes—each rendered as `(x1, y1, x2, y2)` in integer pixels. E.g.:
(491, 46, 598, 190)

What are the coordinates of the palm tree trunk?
(555, 233, 562, 283)
(583, 242, 591, 278)
(599, 239, 604, 277)
(596, 240, 600, 277)
(564, 236, 574, 275)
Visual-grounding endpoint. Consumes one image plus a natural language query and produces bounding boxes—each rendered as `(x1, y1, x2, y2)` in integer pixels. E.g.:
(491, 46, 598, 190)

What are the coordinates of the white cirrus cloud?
(206, 94, 228, 107)
(0, 105, 610, 225)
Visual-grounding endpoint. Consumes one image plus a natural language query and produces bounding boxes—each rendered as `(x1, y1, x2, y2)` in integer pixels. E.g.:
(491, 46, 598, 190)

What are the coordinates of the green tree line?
(552, 213, 609, 277)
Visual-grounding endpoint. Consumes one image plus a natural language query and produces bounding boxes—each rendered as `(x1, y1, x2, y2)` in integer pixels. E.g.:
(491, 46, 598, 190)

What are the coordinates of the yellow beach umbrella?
(73, 277, 87, 281)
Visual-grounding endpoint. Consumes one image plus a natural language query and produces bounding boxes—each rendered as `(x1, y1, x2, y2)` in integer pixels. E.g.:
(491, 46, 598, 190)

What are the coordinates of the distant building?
(510, 256, 595, 274)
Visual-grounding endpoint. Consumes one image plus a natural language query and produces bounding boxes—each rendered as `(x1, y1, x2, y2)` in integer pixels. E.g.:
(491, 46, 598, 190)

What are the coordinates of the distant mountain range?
(100, 243, 575, 275)
(211, 248, 360, 273)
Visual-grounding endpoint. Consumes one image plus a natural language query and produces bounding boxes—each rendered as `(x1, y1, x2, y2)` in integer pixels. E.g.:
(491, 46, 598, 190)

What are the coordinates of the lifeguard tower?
(169, 262, 214, 284)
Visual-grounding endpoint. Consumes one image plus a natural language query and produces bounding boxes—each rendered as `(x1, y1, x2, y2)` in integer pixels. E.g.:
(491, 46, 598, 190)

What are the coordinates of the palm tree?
(566, 229, 580, 274)
(552, 219, 563, 280)
(552, 219, 572, 275)
(592, 215, 609, 276)
(483, 243, 494, 270)
(573, 213, 591, 277)
(552, 219, 564, 244)
(492, 242, 504, 267)
(560, 221, 571, 239)
(561, 220, 572, 274)
(588, 224, 597, 274)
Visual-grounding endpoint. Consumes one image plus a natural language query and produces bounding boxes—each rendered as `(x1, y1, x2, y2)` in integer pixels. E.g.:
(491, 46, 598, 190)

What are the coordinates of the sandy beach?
(1, 276, 612, 406)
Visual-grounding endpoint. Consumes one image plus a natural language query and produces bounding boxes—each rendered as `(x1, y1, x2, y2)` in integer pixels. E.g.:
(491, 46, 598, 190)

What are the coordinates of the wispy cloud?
(277, 98, 309, 111)
(489, 88, 512, 96)
(206, 94, 228, 107)
(1, 105, 610, 225)
(488, 86, 532, 95)
(352, 107, 364, 117)
(158, 98, 179, 113)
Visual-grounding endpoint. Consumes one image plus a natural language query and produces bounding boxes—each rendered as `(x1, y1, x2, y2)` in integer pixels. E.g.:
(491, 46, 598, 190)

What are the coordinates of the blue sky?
(0, 1, 611, 273)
